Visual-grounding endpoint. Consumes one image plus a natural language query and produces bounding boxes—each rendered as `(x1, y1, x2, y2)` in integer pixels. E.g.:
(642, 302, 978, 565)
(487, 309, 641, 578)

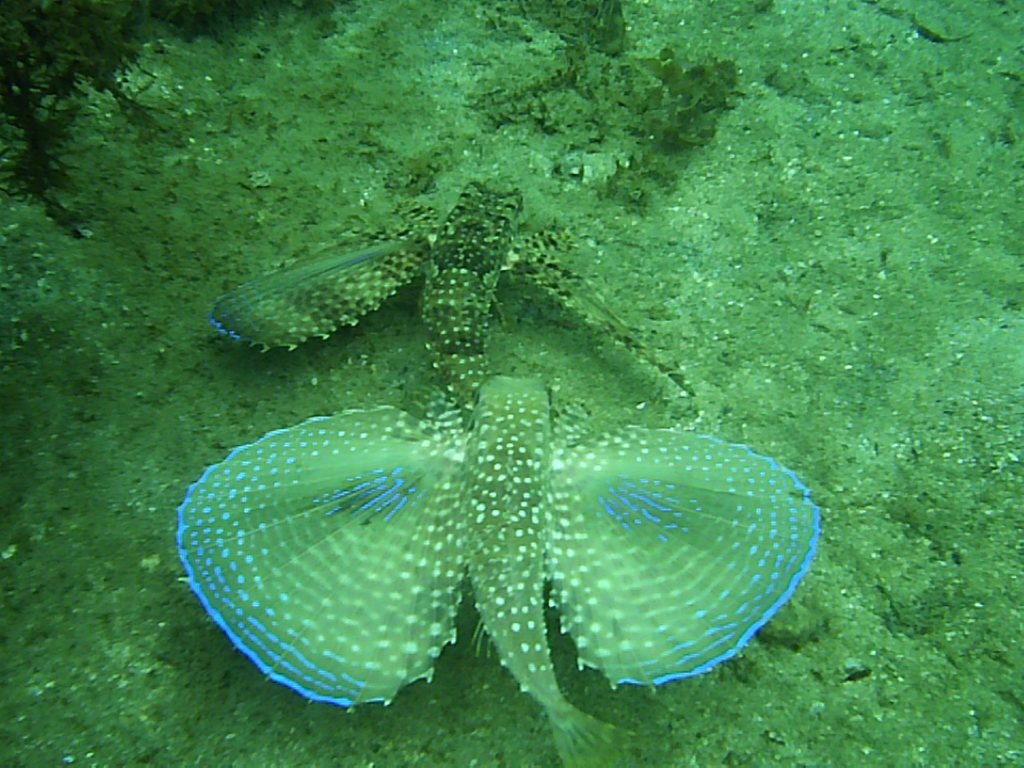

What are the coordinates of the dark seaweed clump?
(515, 0, 627, 55)
(638, 48, 739, 151)
(0, 0, 141, 224)
(0, 0, 335, 225)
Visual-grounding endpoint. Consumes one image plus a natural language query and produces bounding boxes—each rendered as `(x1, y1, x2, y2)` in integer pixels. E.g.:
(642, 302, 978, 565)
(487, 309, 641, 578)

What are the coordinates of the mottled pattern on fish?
(208, 181, 687, 399)
(210, 204, 435, 349)
(420, 182, 521, 403)
(178, 376, 820, 766)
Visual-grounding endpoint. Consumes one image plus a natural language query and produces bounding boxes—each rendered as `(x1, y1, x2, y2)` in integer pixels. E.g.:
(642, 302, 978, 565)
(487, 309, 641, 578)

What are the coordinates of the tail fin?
(549, 703, 623, 768)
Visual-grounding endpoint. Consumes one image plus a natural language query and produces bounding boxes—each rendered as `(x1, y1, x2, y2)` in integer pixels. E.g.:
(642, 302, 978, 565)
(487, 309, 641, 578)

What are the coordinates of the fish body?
(421, 182, 522, 402)
(194, 181, 818, 766)
(207, 182, 521, 369)
(178, 376, 819, 766)
(464, 377, 617, 765)
(208, 180, 685, 401)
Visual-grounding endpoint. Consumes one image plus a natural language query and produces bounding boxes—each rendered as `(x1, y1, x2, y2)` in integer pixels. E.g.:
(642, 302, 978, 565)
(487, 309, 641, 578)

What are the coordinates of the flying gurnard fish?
(178, 183, 820, 766)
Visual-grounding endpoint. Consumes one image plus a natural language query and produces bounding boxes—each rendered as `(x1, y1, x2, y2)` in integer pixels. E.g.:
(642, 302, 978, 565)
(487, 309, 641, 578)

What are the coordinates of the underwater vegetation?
(477, 36, 739, 205)
(1, 0, 735, 223)
(515, 0, 627, 55)
(0, 0, 140, 224)
(149, 0, 339, 37)
(0, 0, 334, 224)
(473, 1, 739, 204)
(638, 48, 739, 151)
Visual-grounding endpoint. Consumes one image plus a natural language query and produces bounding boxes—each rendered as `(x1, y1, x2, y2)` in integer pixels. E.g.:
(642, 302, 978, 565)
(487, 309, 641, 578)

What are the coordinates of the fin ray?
(211, 237, 430, 348)
(178, 407, 466, 704)
(548, 428, 819, 685)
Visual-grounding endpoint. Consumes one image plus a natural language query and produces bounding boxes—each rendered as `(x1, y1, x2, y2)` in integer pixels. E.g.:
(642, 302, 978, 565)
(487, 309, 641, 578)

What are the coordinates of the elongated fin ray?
(177, 407, 466, 705)
(511, 242, 693, 395)
(548, 428, 819, 685)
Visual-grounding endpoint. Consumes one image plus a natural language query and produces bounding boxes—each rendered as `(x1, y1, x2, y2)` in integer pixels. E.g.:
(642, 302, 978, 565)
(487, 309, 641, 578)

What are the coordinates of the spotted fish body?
(178, 376, 820, 766)
(194, 180, 818, 764)
(420, 182, 522, 403)
(462, 377, 617, 763)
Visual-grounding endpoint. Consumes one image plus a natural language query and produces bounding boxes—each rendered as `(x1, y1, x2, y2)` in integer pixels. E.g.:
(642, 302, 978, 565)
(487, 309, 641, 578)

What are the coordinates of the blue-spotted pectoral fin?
(211, 237, 430, 349)
(177, 407, 466, 706)
(547, 428, 819, 687)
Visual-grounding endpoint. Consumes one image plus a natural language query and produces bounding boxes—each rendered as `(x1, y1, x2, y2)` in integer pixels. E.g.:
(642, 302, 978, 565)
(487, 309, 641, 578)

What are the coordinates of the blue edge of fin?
(644, 448, 821, 685)
(177, 424, 365, 706)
